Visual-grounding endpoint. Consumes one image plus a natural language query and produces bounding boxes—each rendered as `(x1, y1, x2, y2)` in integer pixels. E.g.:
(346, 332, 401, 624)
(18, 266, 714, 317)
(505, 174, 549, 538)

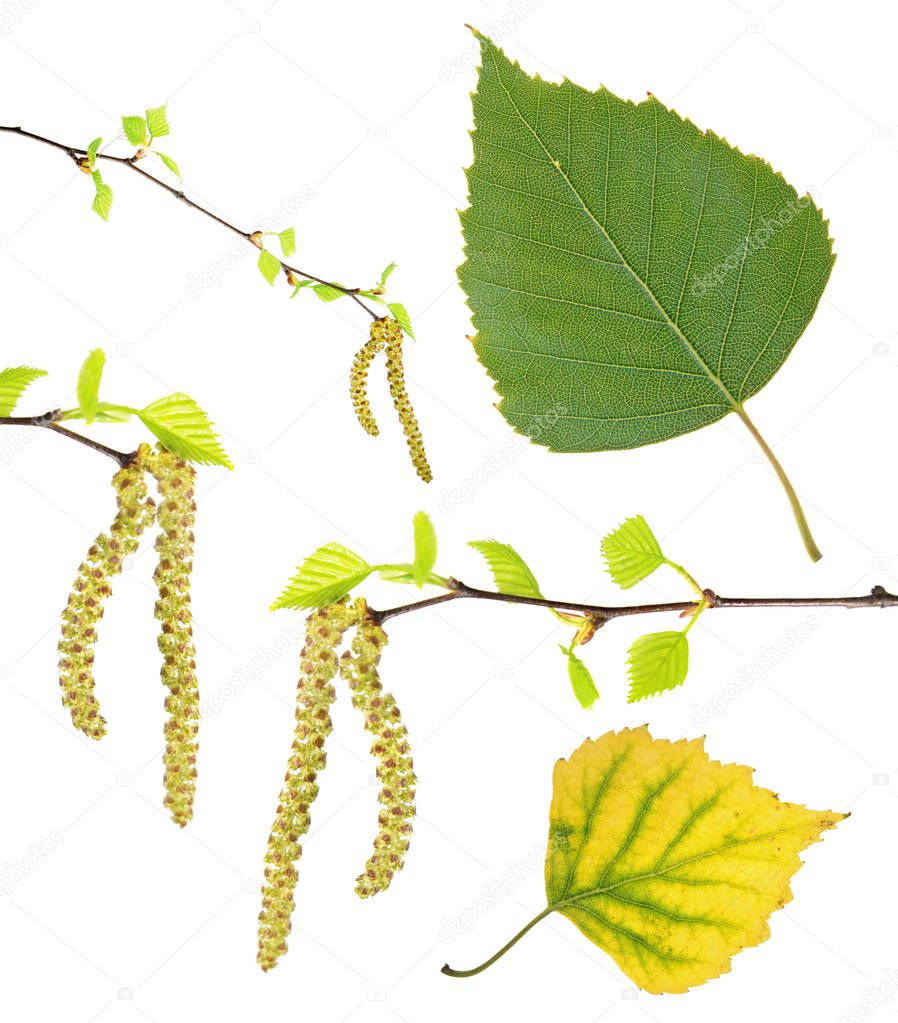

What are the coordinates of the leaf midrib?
(484, 46, 742, 415)
(551, 821, 814, 912)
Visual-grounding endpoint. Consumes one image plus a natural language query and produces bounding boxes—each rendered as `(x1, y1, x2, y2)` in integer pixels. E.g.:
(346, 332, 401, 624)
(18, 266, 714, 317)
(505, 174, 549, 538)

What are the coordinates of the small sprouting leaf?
(469, 539, 542, 599)
(541, 727, 846, 993)
(272, 543, 373, 610)
(627, 630, 689, 701)
(0, 366, 47, 415)
(279, 228, 296, 258)
(387, 301, 415, 340)
(91, 171, 113, 221)
(145, 105, 170, 139)
(601, 515, 665, 589)
(76, 348, 105, 424)
(289, 279, 315, 299)
(258, 248, 282, 286)
(379, 261, 397, 287)
(312, 283, 346, 302)
(412, 511, 437, 587)
(86, 137, 102, 167)
(155, 152, 181, 178)
(560, 645, 598, 708)
(137, 393, 233, 468)
(121, 114, 148, 147)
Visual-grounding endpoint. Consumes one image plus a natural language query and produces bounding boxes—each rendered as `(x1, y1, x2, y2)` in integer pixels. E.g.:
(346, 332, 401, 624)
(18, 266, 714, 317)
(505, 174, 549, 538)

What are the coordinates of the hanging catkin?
(381, 317, 433, 483)
(339, 601, 415, 898)
(58, 445, 155, 739)
(145, 446, 200, 828)
(257, 600, 360, 971)
(349, 330, 386, 436)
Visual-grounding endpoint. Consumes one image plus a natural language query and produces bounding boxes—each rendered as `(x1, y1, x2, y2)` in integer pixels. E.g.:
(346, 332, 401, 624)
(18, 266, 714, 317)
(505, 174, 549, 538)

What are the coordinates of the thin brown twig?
(0, 410, 137, 467)
(0, 124, 381, 321)
(368, 578, 898, 626)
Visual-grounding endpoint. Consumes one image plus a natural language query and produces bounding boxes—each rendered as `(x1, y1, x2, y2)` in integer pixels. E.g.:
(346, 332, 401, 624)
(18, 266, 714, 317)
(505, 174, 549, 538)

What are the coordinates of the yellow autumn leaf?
(444, 725, 845, 994)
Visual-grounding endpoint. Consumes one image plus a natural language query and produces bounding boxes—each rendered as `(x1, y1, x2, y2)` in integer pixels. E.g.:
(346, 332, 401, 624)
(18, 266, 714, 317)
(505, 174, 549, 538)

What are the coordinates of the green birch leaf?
(379, 261, 398, 287)
(258, 248, 282, 286)
(469, 539, 542, 598)
(91, 171, 113, 221)
(561, 645, 598, 708)
(86, 136, 102, 167)
(122, 115, 148, 147)
(601, 514, 665, 589)
(387, 301, 415, 339)
(272, 543, 372, 610)
(459, 34, 835, 560)
(412, 511, 437, 587)
(0, 366, 47, 415)
(145, 105, 170, 138)
(137, 392, 233, 468)
(76, 348, 105, 424)
(312, 283, 347, 302)
(279, 227, 296, 258)
(155, 151, 181, 178)
(627, 630, 689, 701)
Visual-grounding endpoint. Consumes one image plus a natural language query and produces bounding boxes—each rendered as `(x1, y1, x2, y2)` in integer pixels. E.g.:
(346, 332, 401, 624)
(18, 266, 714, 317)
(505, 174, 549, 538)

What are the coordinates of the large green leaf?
(138, 393, 233, 468)
(459, 34, 834, 560)
(271, 543, 372, 610)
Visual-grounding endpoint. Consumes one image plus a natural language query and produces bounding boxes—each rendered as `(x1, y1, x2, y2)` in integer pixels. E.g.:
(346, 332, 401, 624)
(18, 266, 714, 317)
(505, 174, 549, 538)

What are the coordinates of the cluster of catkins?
(257, 597, 416, 972)
(58, 443, 200, 827)
(349, 316, 432, 483)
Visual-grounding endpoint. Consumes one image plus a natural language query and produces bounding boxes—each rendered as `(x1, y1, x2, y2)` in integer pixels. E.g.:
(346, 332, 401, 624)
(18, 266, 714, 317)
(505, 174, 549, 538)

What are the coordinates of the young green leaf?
(137, 393, 233, 468)
(560, 645, 598, 708)
(627, 630, 689, 701)
(312, 283, 346, 302)
(387, 302, 415, 340)
(289, 279, 315, 299)
(0, 366, 47, 415)
(86, 136, 102, 167)
(412, 511, 437, 587)
(460, 34, 834, 562)
(278, 228, 296, 258)
(379, 261, 398, 287)
(469, 539, 542, 599)
(121, 115, 148, 147)
(91, 171, 113, 221)
(271, 543, 373, 610)
(601, 515, 665, 589)
(76, 348, 105, 424)
(257, 248, 282, 286)
(155, 152, 181, 178)
(145, 105, 170, 139)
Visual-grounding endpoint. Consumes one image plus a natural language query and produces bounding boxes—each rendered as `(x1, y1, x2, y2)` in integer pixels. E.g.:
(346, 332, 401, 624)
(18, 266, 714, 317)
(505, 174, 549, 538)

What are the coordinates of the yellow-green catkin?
(145, 446, 199, 828)
(258, 600, 360, 972)
(58, 445, 156, 739)
(380, 317, 433, 483)
(349, 331, 386, 436)
(339, 601, 416, 898)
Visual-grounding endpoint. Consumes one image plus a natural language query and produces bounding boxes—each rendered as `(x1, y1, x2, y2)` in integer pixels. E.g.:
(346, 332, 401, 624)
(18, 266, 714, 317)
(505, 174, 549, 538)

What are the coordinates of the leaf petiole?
(734, 404, 822, 562)
(442, 905, 554, 978)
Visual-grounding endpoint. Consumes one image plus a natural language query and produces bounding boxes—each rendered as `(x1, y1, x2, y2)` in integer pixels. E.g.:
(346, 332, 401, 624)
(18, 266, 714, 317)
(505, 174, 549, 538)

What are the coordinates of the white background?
(0, 0, 895, 1020)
